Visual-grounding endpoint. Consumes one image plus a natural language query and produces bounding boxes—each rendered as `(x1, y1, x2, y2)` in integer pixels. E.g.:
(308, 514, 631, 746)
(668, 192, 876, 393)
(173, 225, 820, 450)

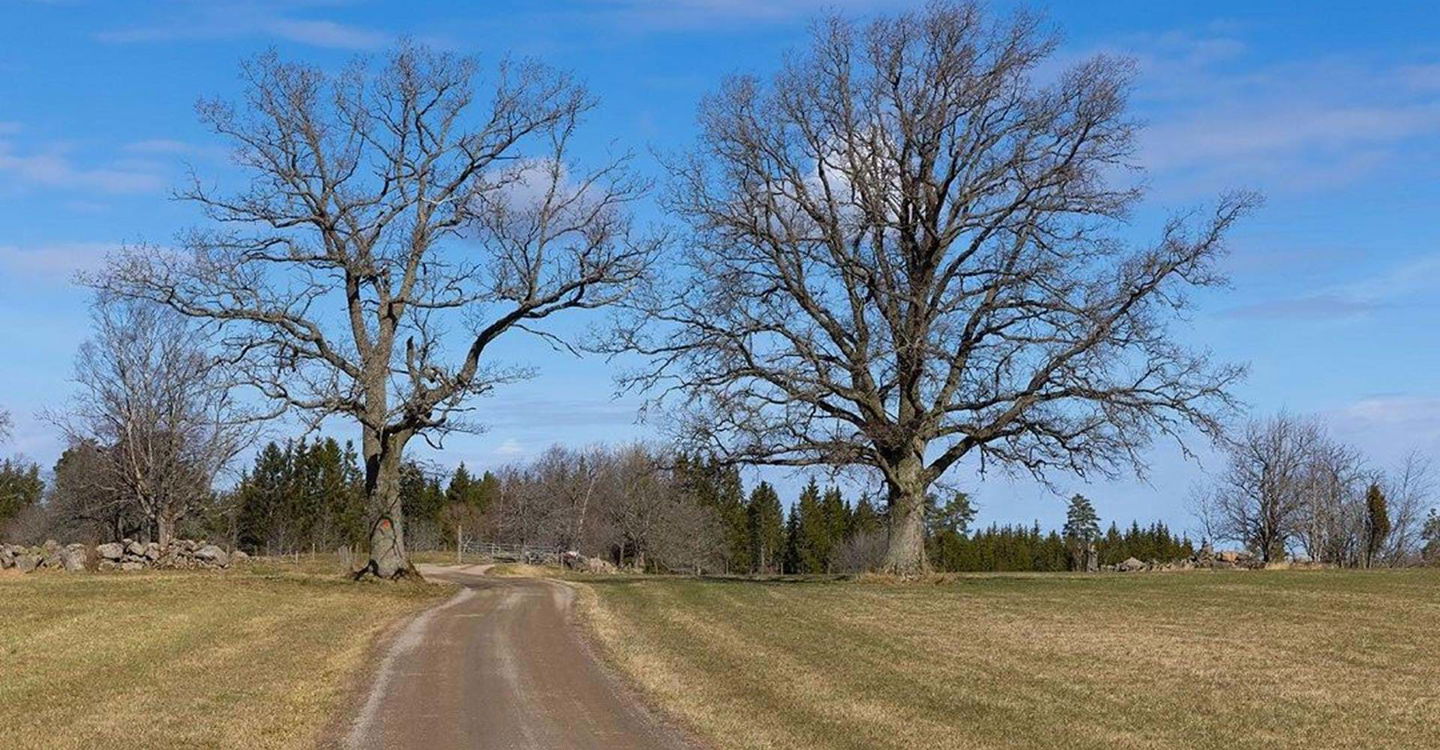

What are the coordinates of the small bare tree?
(1295, 436, 1371, 566)
(1196, 414, 1322, 562)
(47, 298, 249, 547)
(610, 2, 1253, 572)
(92, 45, 657, 578)
(1381, 452, 1434, 565)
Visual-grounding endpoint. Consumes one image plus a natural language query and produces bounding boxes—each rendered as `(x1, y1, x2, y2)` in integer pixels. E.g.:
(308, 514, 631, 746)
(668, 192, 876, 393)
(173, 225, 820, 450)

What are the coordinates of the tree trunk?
(358, 433, 414, 579)
(881, 457, 928, 575)
(156, 510, 176, 550)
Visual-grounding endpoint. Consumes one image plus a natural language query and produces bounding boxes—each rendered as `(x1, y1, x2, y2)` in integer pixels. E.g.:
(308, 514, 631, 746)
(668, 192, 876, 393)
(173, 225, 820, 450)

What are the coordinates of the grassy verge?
(579, 570, 1440, 749)
(0, 563, 449, 748)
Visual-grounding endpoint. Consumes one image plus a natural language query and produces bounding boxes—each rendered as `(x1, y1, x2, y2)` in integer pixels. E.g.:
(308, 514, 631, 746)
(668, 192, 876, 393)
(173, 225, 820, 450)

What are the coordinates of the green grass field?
(579, 570, 1440, 749)
(0, 562, 448, 748)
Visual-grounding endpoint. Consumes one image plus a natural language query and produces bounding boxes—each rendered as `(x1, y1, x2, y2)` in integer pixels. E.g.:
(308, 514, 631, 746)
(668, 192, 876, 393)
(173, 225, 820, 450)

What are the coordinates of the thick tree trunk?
(358, 433, 414, 580)
(880, 457, 928, 575)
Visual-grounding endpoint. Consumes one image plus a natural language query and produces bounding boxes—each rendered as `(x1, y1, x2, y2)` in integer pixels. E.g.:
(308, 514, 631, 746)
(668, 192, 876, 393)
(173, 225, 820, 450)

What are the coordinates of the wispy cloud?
(1224, 252, 1440, 320)
(97, 3, 392, 50)
(0, 141, 165, 194)
(493, 438, 525, 457)
(1329, 395, 1440, 456)
(263, 18, 389, 49)
(528, 0, 908, 33)
(0, 241, 113, 281)
(1224, 294, 1380, 320)
(1104, 30, 1440, 193)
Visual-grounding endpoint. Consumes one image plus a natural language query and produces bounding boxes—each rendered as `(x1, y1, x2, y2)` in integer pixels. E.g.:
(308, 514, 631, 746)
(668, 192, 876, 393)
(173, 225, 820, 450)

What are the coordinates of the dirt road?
(344, 564, 687, 750)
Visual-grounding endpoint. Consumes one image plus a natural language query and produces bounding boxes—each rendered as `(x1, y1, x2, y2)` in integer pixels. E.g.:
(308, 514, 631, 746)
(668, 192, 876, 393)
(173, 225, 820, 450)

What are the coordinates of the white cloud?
(124, 139, 195, 155)
(0, 141, 166, 194)
(1224, 252, 1440, 321)
(493, 438, 525, 457)
(540, 0, 908, 33)
(0, 242, 113, 281)
(263, 18, 390, 50)
(98, 4, 392, 51)
(1099, 30, 1440, 193)
(1328, 395, 1440, 459)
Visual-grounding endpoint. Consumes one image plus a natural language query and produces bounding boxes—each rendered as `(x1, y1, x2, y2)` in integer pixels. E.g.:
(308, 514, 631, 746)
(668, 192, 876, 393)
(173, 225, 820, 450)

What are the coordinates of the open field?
(0, 563, 448, 748)
(579, 570, 1440, 749)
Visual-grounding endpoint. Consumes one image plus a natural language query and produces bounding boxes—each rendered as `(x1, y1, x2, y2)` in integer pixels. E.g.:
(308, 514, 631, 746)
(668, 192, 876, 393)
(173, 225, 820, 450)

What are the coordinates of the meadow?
(0, 562, 447, 748)
(579, 570, 1440, 749)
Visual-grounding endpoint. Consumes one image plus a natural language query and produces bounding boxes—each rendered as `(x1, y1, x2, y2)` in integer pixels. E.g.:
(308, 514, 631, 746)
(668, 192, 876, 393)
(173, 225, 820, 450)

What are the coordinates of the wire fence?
(457, 539, 563, 566)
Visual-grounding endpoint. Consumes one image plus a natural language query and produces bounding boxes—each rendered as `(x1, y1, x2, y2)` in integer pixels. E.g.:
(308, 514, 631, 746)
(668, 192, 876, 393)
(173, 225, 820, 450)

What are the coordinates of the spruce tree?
(746, 482, 785, 573)
(0, 457, 42, 529)
(820, 486, 848, 573)
(1422, 509, 1440, 565)
(795, 479, 827, 573)
(850, 496, 882, 537)
(782, 506, 802, 574)
(1363, 483, 1391, 568)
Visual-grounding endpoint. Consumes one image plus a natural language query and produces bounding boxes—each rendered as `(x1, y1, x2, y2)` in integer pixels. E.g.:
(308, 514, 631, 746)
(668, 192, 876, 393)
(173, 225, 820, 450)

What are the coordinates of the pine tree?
(1062, 494, 1100, 570)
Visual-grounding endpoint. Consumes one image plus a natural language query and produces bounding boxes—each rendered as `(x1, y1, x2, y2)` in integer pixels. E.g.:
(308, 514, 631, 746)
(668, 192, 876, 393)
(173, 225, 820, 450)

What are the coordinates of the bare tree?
(480, 443, 730, 572)
(1196, 414, 1322, 562)
(92, 45, 658, 578)
(0, 408, 11, 445)
(1381, 452, 1434, 565)
(601, 446, 675, 570)
(652, 497, 726, 574)
(1295, 434, 1370, 566)
(46, 298, 250, 547)
(609, 2, 1253, 572)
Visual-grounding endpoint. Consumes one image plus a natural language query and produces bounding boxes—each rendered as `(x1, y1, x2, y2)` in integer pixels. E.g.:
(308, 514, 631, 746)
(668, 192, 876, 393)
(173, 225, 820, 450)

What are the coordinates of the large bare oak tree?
(610, 3, 1255, 573)
(94, 45, 657, 578)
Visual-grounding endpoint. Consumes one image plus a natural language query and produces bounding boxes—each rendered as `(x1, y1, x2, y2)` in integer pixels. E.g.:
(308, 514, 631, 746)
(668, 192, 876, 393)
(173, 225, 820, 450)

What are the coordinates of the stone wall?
(1101, 542, 1317, 572)
(0, 539, 248, 573)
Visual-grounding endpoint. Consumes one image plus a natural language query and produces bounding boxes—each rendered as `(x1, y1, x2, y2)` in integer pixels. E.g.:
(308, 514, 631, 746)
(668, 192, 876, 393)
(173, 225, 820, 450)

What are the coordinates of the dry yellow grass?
(579, 570, 1440, 749)
(486, 562, 566, 578)
(0, 562, 448, 749)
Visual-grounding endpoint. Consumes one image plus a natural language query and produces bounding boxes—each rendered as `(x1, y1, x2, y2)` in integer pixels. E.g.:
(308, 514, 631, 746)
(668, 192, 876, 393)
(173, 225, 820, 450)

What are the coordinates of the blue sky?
(2, 0, 1438, 533)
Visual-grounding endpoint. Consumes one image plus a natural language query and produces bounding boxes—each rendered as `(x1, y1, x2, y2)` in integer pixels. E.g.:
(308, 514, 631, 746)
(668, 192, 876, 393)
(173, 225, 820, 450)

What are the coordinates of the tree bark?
(881, 457, 928, 575)
(358, 433, 414, 579)
(156, 509, 176, 550)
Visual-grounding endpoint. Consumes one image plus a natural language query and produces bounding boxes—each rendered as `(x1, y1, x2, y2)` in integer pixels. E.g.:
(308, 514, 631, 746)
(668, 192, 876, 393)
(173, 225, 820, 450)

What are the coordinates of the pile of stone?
(0, 540, 88, 573)
(1102, 542, 1266, 573)
(0, 538, 248, 574)
(561, 550, 619, 574)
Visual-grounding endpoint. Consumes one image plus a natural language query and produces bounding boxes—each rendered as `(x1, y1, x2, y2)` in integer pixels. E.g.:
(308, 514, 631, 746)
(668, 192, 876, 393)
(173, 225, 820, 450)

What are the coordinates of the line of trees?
(1194, 413, 1434, 566)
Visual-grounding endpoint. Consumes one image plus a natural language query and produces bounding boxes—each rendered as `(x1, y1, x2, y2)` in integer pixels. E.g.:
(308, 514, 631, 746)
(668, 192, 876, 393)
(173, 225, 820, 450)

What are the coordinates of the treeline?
(1196, 414, 1438, 566)
(929, 520, 1196, 572)
(223, 438, 500, 556)
(12, 427, 1440, 571)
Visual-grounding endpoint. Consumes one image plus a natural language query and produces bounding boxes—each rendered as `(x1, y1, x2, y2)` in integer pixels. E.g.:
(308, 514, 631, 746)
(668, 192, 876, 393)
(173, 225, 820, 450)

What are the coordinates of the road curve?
(344, 564, 687, 750)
